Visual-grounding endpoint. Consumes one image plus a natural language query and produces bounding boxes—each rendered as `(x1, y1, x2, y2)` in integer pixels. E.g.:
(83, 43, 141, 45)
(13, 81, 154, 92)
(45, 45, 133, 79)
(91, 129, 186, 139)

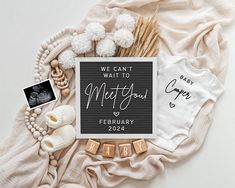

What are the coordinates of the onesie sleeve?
(207, 73, 224, 102)
(158, 52, 186, 71)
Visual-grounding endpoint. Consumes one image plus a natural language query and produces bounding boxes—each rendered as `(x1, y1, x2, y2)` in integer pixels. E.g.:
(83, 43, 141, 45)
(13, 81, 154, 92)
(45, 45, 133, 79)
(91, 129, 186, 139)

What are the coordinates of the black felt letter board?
(76, 58, 157, 139)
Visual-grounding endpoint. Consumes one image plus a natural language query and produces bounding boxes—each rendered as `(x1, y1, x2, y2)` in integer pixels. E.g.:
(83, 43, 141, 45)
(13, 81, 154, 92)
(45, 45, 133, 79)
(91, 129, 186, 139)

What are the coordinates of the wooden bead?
(32, 113, 37, 118)
(25, 111, 30, 116)
(34, 108, 42, 115)
(102, 143, 115, 158)
(118, 143, 132, 158)
(34, 73, 40, 78)
(50, 60, 59, 68)
(50, 159, 57, 166)
(133, 139, 148, 154)
(33, 131, 41, 139)
(85, 139, 100, 155)
(41, 42, 48, 49)
(61, 88, 70, 97)
(48, 45, 53, 51)
(50, 58, 70, 97)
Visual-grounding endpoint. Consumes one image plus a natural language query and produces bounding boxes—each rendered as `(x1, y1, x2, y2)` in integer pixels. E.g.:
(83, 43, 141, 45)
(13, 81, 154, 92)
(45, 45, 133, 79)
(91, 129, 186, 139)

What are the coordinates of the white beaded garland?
(50, 155, 55, 160)
(34, 108, 42, 115)
(41, 42, 48, 49)
(26, 27, 78, 144)
(33, 131, 41, 139)
(45, 50, 50, 55)
(48, 45, 53, 51)
(34, 73, 40, 78)
(32, 113, 37, 118)
(42, 53, 47, 58)
(25, 111, 30, 116)
(50, 160, 58, 166)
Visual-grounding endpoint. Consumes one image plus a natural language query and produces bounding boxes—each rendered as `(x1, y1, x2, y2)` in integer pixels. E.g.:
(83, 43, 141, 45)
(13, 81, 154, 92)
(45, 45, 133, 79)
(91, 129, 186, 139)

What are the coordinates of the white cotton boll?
(71, 33, 92, 54)
(113, 29, 134, 48)
(58, 49, 76, 69)
(115, 14, 135, 32)
(85, 22, 106, 41)
(96, 38, 116, 57)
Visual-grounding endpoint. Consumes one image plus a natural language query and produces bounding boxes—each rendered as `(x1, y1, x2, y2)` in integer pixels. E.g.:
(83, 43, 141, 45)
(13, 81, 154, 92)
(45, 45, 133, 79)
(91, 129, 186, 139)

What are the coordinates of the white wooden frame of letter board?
(75, 57, 158, 139)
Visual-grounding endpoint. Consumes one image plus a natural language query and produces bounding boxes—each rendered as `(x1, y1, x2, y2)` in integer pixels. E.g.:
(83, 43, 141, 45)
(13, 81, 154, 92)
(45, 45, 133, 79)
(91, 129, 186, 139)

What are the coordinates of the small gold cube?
(85, 139, 100, 155)
(133, 139, 148, 154)
(102, 143, 115, 158)
(118, 143, 132, 158)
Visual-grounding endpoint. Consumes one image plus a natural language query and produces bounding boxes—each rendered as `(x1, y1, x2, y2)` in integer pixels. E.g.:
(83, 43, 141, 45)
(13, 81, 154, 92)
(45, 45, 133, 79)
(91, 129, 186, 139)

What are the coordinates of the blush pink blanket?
(0, 0, 234, 187)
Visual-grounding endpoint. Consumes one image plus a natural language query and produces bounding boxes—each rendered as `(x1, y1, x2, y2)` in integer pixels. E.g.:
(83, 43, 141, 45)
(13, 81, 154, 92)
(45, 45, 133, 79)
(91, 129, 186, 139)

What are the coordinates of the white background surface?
(0, 1, 235, 188)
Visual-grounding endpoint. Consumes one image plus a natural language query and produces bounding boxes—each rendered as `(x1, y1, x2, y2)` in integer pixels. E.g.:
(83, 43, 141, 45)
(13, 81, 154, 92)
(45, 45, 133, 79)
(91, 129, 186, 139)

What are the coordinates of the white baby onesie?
(154, 53, 223, 152)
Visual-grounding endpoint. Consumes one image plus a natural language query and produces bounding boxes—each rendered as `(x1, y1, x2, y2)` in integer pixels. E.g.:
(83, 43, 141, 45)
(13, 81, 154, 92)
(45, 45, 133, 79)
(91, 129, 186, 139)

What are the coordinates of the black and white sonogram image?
(23, 80, 56, 109)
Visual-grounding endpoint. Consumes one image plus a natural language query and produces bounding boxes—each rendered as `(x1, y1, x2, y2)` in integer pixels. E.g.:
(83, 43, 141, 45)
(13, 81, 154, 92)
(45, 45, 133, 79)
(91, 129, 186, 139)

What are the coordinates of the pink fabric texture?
(0, 0, 234, 187)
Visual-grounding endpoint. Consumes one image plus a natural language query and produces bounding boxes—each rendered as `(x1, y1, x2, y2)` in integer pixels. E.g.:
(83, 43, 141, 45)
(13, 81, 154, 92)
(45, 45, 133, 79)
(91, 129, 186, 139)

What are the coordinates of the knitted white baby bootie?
(41, 125, 76, 152)
(45, 105, 75, 129)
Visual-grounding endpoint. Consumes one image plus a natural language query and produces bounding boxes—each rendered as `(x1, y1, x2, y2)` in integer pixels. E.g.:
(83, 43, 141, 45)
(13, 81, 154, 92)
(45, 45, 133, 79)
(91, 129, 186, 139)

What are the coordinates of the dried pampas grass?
(117, 14, 159, 57)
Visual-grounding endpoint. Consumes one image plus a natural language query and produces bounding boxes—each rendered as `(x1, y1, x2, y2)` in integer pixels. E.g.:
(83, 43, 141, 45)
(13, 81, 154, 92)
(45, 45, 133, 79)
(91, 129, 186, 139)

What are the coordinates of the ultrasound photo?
(23, 80, 56, 109)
